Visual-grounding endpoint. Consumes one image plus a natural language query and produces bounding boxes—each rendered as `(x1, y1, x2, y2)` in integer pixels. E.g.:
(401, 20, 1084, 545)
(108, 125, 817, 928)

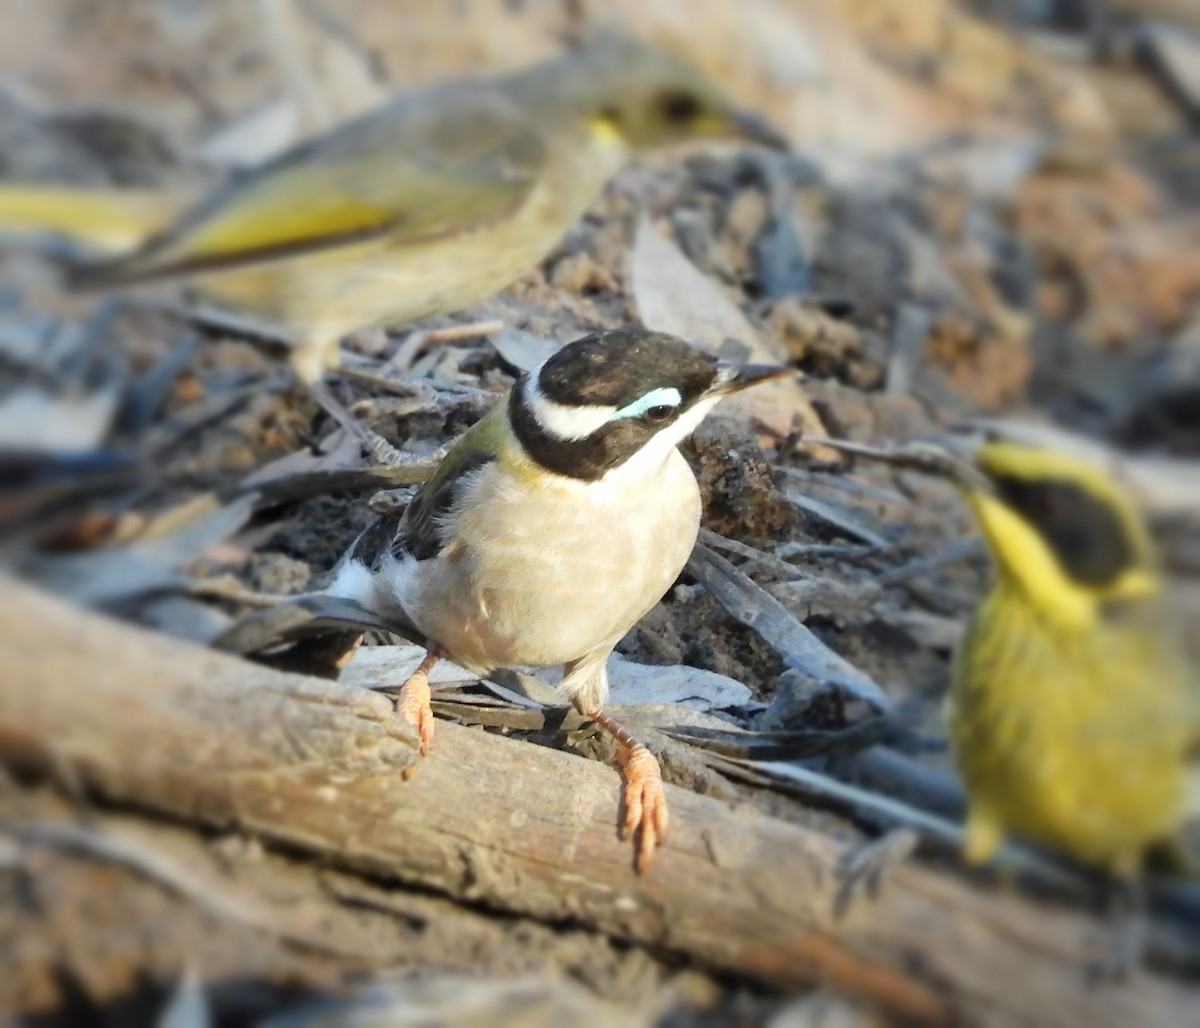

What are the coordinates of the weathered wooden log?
(0, 577, 1195, 1026)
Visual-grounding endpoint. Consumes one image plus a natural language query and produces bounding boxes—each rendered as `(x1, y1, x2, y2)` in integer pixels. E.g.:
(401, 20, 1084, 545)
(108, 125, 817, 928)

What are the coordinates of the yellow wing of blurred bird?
(0, 185, 176, 254)
(0, 31, 784, 408)
(74, 93, 545, 287)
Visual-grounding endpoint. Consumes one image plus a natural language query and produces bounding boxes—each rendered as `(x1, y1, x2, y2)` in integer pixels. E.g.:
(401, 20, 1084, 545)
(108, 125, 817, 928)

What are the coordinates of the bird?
(326, 326, 790, 870)
(0, 32, 784, 434)
(914, 438, 1198, 973)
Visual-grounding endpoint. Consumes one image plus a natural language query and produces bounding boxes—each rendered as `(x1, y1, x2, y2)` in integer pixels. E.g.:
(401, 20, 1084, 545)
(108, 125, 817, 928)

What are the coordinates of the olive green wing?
(394, 401, 509, 562)
(82, 88, 547, 286)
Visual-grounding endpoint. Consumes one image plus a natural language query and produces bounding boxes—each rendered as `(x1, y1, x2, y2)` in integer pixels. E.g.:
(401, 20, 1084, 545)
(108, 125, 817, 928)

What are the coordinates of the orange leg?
(396, 647, 442, 757)
(589, 709, 669, 872)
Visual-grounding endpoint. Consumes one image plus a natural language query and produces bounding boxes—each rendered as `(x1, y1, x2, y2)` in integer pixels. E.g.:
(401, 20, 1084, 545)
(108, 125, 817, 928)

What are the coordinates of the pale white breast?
(388, 446, 701, 674)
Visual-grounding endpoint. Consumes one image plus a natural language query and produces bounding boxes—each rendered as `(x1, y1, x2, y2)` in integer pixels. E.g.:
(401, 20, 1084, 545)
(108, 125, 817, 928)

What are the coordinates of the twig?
(697, 528, 805, 578)
(389, 319, 506, 371)
(775, 541, 877, 562)
(877, 538, 984, 586)
(776, 465, 907, 505)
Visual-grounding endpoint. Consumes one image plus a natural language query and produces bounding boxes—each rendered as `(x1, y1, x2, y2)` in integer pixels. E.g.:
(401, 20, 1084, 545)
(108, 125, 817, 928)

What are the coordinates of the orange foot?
(618, 742, 670, 873)
(395, 649, 441, 760)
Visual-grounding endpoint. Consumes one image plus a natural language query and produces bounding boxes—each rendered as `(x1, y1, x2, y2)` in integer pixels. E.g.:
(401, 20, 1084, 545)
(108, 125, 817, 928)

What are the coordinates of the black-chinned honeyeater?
(328, 327, 791, 870)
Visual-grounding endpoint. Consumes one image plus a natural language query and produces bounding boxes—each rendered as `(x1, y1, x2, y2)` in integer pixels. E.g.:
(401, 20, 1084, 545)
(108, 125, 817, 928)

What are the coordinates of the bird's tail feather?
(0, 184, 175, 258)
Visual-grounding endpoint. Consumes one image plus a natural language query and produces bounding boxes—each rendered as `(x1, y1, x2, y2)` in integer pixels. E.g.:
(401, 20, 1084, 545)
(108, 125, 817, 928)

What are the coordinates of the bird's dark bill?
(730, 109, 789, 151)
(712, 362, 793, 394)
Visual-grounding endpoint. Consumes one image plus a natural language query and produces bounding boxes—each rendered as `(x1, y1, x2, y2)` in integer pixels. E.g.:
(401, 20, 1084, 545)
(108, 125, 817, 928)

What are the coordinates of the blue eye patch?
(611, 387, 682, 422)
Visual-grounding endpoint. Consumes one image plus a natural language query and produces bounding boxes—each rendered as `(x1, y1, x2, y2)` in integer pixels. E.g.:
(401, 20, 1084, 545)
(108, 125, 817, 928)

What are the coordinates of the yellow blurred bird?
(822, 433, 1199, 969)
(923, 439, 1199, 971)
(0, 32, 782, 426)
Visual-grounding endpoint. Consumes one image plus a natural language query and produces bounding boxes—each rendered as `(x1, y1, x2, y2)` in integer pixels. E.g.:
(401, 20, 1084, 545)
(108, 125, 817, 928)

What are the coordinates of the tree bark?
(1, 577, 1194, 1027)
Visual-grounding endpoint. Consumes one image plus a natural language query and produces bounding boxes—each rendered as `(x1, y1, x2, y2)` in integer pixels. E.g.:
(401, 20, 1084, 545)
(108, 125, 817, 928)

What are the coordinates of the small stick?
(390, 319, 505, 370)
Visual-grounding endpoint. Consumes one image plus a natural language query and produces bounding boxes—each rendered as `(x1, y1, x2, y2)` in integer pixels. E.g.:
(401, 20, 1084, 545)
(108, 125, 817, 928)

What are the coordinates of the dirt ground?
(2, 1, 1200, 1025)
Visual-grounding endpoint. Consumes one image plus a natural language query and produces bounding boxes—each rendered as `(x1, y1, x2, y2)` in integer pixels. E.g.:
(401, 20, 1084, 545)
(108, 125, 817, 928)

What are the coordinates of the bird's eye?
(644, 404, 675, 422)
(658, 91, 701, 123)
(1025, 484, 1062, 522)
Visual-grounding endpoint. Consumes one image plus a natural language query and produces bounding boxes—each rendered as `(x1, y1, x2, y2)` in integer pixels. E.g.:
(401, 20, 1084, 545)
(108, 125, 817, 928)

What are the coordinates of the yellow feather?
(0, 185, 175, 253)
(586, 115, 627, 148)
(963, 807, 1004, 865)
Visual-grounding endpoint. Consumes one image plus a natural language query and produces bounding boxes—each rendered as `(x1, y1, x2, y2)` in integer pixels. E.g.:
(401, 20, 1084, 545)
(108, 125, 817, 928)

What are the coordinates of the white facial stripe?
(601, 394, 723, 485)
(611, 386, 682, 422)
(658, 394, 722, 454)
(524, 375, 615, 441)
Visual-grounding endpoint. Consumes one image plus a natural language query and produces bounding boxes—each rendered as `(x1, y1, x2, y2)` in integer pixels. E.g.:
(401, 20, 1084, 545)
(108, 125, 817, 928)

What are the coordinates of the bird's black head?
(974, 442, 1157, 594)
(510, 328, 786, 480)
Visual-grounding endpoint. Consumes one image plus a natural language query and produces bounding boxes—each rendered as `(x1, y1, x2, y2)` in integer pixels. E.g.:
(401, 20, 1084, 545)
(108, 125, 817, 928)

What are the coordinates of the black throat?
(994, 475, 1138, 588)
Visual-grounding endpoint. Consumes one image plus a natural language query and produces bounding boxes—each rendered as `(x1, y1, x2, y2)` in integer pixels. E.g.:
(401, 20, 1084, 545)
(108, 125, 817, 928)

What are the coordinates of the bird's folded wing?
(393, 403, 507, 562)
(84, 92, 547, 284)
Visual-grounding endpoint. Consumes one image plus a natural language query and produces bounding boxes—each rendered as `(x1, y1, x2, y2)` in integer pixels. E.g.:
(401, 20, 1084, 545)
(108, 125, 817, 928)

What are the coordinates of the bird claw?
(832, 828, 918, 920)
(619, 743, 669, 873)
(395, 672, 435, 757)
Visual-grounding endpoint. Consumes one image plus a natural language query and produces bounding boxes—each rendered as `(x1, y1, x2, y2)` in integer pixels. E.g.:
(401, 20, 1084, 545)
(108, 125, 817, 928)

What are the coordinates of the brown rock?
(683, 415, 795, 548)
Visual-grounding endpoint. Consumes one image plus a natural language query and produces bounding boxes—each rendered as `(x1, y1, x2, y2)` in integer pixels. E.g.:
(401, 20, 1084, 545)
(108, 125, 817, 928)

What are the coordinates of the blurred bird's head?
(930, 440, 1162, 625)
(800, 433, 1165, 626)
(509, 328, 789, 482)
(539, 31, 787, 153)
